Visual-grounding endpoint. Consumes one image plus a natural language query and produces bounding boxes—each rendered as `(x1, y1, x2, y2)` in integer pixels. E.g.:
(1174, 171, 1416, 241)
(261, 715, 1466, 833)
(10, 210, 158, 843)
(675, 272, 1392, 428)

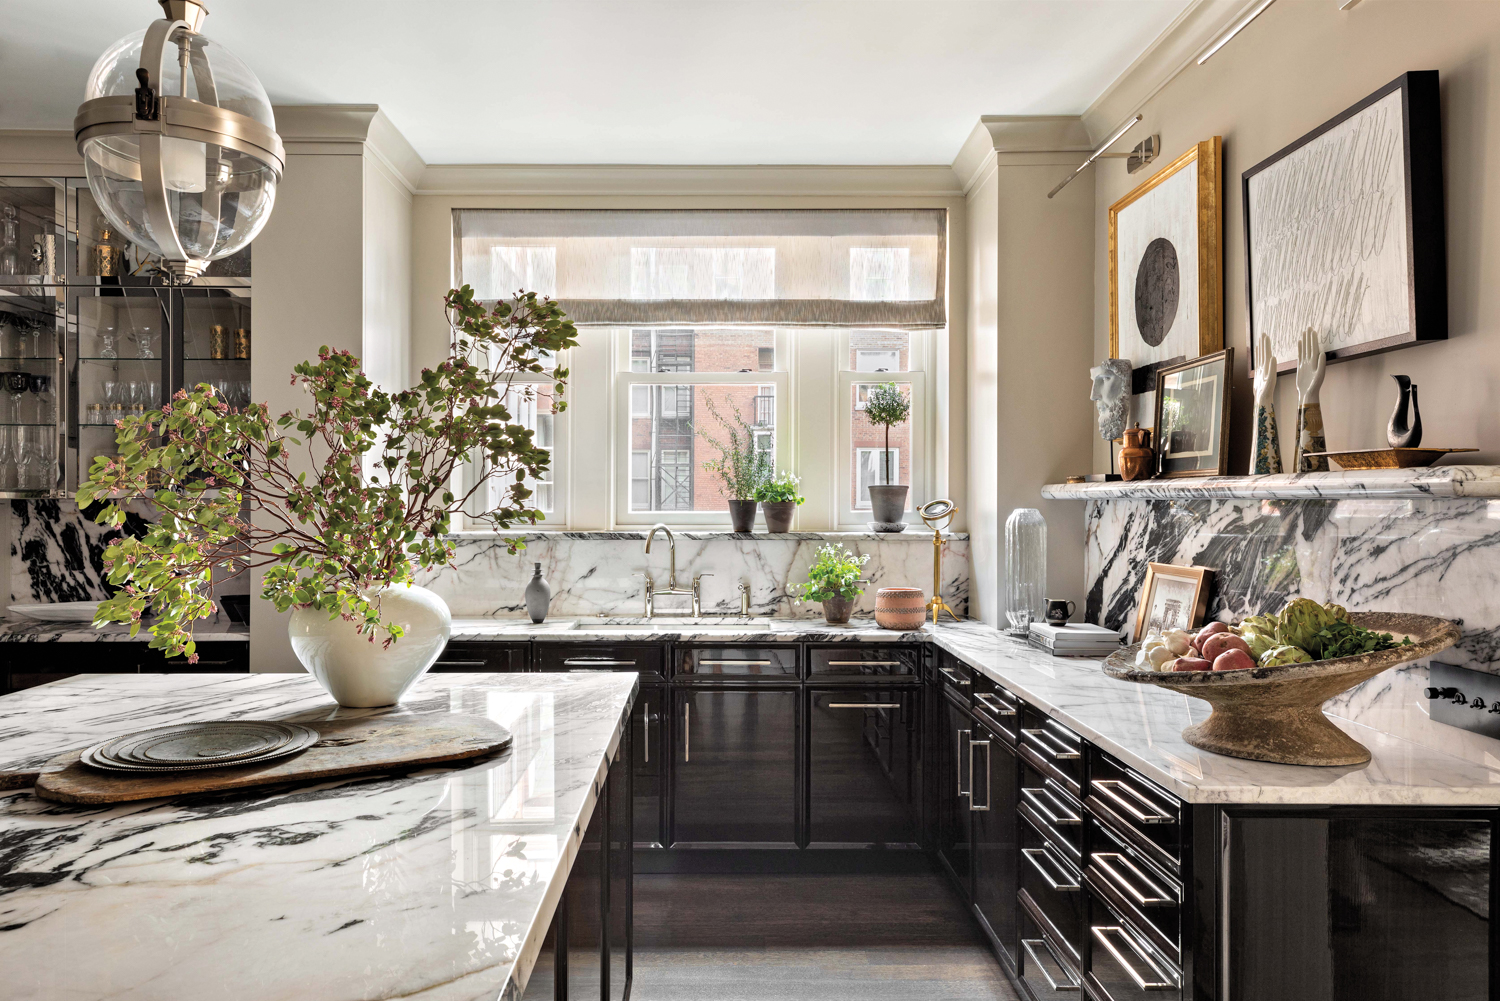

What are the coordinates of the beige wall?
(1092, 0, 1500, 473)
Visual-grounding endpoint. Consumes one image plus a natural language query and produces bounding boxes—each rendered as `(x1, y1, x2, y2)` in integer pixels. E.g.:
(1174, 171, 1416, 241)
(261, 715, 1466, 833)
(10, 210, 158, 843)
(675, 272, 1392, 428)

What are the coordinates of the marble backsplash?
(9, 501, 969, 618)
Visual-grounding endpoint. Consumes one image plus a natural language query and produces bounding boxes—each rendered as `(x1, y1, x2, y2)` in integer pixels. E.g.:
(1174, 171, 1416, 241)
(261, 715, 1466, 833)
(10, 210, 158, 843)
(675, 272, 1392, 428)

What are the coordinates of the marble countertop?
(0, 616, 249, 642)
(926, 621, 1500, 807)
(1040, 464, 1500, 501)
(0, 671, 637, 1001)
(451, 615, 926, 643)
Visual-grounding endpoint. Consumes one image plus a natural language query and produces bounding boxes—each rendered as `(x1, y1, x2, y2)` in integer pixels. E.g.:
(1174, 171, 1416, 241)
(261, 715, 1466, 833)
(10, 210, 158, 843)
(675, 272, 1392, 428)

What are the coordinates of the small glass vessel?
(1004, 508, 1047, 635)
(98, 319, 119, 359)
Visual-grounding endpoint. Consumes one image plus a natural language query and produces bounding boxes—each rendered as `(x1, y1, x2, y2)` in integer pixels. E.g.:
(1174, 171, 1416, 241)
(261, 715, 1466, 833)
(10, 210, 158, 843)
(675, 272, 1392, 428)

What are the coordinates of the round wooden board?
(31, 714, 513, 805)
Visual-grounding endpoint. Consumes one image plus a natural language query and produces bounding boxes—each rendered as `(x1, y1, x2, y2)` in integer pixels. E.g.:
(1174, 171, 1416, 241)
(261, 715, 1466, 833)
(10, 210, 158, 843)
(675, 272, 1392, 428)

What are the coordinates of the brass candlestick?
(920, 499, 960, 623)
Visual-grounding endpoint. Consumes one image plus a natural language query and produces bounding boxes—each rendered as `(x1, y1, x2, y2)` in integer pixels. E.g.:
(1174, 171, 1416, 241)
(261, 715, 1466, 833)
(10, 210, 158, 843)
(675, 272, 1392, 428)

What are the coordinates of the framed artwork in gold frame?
(1109, 137, 1223, 396)
(1132, 562, 1214, 643)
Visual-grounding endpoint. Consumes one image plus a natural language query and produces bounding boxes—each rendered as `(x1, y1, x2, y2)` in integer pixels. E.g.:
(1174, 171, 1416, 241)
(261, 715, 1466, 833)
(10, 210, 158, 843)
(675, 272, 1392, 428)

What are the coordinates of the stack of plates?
(81, 721, 320, 773)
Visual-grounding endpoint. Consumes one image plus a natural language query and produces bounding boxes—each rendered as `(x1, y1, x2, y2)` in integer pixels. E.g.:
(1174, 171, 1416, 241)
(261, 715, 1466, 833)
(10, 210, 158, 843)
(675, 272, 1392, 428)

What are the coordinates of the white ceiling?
(0, 0, 1191, 165)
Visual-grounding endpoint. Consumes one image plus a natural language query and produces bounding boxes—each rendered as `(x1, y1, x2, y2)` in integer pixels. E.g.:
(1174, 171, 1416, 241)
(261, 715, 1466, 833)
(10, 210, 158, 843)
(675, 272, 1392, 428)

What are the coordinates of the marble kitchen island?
(0, 671, 637, 1001)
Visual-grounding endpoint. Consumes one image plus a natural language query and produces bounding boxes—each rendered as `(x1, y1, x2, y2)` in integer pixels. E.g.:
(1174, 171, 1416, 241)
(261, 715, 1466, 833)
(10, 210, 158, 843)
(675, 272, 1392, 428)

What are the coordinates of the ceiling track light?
(1047, 115, 1143, 199)
(1196, 0, 1278, 65)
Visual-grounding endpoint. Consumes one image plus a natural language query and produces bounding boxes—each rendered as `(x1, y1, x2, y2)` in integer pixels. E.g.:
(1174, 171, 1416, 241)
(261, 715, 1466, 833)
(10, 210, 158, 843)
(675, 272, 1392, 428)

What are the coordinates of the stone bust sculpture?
(1089, 358, 1132, 441)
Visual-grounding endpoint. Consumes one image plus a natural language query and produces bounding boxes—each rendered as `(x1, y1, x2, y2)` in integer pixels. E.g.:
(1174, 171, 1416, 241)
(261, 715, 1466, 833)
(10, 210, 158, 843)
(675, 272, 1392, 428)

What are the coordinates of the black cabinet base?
(634, 848, 937, 876)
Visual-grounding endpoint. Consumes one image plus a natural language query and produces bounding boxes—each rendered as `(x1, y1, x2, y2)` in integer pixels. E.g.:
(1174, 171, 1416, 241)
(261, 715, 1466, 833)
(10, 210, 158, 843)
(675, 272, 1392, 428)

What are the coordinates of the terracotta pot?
(1119, 423, 1155, 481)
(727, 499, 758, 533)
(821, 594, 854, 625)
(761, 500, 796, 533)
(875, 587, 927, 630)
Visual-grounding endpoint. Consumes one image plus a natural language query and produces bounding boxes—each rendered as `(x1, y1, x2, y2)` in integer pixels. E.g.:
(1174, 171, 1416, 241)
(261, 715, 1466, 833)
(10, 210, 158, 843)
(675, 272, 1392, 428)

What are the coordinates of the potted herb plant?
(698, 393, 771, 532)
(76, 285, 577, 707)
(755, 470, 803, 533)
(794, 542, 870, 625)
(863, 382, 912, 531)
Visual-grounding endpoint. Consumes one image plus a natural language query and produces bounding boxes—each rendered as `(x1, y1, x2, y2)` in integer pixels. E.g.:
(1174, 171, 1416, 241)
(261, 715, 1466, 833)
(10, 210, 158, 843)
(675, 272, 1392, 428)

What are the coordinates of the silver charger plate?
(82, 721, 321, 773)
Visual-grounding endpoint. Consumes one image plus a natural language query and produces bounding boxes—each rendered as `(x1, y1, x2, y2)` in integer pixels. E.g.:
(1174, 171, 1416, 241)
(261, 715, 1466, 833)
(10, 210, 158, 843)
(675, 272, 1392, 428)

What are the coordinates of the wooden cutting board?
(25, 714, 512, 805)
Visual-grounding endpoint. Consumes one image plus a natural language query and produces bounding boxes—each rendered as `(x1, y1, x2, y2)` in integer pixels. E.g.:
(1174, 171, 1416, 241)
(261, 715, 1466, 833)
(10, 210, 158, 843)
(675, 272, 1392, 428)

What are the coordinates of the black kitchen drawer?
(1085, 890, 1181, 1001)
(141, 642, 249, 673)
(807, 644, 917, 680)
(1019, 761, 1083, 865)
(1020, 812, 1083, 962)
(1019, 898, 1083, 996)
(935, 649, 973, 695)
(1019, 707, 1083, 798)
(1085, 822, 1180, 962)
(536, 643, 664, 679)
(429, 642, 528, 673)
(675, 645, 797, 680)
(972, 671, 1019, 742)
(1086, 748, 1181, 875)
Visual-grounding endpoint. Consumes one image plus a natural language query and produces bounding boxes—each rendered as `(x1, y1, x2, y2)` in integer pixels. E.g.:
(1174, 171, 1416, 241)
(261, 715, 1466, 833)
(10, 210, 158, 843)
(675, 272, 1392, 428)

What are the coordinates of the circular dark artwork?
(1134, 237, 1180, 348)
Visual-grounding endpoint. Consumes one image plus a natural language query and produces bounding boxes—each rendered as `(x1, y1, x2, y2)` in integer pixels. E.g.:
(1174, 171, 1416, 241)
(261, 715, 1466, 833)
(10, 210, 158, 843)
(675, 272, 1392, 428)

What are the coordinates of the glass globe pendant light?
(73, 0, 283, 281)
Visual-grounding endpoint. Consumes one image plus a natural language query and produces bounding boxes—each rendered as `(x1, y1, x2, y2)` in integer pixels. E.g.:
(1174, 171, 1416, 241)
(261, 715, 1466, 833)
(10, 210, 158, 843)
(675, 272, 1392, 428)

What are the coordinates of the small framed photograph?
(1132, 562, 1214, 642)
(1153, 348, 1232, 478)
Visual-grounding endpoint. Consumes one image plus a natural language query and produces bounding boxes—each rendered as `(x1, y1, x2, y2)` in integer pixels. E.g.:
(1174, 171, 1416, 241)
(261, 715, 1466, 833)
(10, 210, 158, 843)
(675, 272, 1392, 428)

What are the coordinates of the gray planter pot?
(761, 500, 796, 533)
(822, 594, 854, 625)
(867, 484, 910, 532)
(727, 499, 758, 533)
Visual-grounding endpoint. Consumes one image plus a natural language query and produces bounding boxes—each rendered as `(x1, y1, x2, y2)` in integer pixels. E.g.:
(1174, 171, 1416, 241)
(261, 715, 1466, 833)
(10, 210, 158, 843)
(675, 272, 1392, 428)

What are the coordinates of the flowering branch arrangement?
(76, 285, 577, 660)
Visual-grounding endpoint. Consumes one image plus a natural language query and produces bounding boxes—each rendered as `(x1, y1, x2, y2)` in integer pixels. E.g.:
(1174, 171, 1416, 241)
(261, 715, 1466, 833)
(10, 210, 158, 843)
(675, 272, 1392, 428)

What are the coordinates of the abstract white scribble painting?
(1117, 164, 1200, 378)
(1247, 89, 1411, 362)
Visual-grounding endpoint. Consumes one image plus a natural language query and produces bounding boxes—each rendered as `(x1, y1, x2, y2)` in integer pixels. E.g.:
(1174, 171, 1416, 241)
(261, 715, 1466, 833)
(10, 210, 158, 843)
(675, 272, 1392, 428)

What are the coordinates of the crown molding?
(1081, 0, 1267, 142)
(0, 130, 82, 175)
(414, 163, 964, 199)
(951, 117, 1094, 195)
(271, 104, 425, 193)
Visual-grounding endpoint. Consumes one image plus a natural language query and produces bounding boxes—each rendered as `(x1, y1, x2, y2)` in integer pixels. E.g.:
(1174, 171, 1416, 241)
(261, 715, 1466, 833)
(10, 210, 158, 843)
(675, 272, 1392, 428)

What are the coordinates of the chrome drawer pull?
(563, 658, 636, 667)
(1092, 852, 1174, 907)
(698, 659, 772, 666)
(1093, 779, 1172, 824)
(1021, 785, 1081, 826)
(939, 666, 971, 687)
(1021, 938, 1080, 992)
(1022, 847, 1080, 891)
(1091, 926, 1175, 990)
(827, 660, 905, 666)
(957, 728, 971, 797)
(1022, 727, 1081, 760)
(828, 703, 899, 709)
(433, 660, 488, 669)
(969, 740, 991, 812)
(975, 692, 1017, 716)
(683, 703, 690, 762)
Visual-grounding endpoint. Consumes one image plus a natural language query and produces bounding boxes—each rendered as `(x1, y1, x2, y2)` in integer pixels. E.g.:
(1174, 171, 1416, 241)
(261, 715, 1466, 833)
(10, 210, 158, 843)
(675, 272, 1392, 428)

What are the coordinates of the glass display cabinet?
(0, 176, 250, 500)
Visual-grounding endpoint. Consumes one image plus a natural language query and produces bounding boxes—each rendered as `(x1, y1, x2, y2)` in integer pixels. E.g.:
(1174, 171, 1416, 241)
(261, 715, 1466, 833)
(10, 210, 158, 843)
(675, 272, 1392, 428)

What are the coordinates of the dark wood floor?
(630, 874, 1019, 1001)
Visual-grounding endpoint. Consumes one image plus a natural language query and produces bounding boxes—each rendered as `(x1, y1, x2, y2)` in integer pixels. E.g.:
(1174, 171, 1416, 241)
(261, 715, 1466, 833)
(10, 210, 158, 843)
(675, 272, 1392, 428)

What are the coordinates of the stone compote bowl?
(1103, 612, 1460, 767)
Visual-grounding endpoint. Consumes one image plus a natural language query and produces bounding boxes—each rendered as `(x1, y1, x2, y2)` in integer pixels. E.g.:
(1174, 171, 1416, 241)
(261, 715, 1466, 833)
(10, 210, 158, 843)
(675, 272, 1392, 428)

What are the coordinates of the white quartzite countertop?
(0, 672, 636, 1001)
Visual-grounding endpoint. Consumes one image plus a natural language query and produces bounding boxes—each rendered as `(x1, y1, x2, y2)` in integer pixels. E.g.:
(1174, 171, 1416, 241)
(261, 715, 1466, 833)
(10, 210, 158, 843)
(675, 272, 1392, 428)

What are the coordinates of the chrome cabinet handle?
(433, 660, 488, 669)
(1092, 779, 1173, 824)
(1021, 727, 1081, 760)
(683, 703, 690, 762)
(1021, 937, 1080, 992)
(563, 658, 637, 667)
(1022, 846, 1080, 891)
(969, 739, 991, 812)
(1020, 785, 1081, 826)
(1091, 926, 1175, 990)
(939, 666, 971, 687)
(827, 660, 905, 666)
(640, 701, 651, 764)
(1092, 852, 1174, 907)
(828, 703, 899, 709)
(698, 659, 772, 666)
(956, 728, 971, 797)
(975, 691, 1017, 716)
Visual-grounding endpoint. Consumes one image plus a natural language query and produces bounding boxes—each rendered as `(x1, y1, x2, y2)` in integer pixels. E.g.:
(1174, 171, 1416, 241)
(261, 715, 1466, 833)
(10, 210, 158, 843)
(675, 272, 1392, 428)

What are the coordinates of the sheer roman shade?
(453, 209, 947, 328)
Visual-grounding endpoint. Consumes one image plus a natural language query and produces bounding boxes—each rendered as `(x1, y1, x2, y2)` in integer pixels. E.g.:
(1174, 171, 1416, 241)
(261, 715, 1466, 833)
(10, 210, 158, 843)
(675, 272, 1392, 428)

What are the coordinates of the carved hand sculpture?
(1295, 328, 1328, 472)
(1251, 333, 1283, 475)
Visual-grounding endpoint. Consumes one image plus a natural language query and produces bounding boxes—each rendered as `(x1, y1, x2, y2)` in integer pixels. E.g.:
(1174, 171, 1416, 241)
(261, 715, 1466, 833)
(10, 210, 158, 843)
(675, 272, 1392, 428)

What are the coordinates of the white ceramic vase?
(288, 583, 452, 707)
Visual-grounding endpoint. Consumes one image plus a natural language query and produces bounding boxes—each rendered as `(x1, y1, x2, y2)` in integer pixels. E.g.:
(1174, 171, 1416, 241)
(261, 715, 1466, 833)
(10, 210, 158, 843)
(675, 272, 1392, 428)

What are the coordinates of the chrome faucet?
(641, 524, 695, 617)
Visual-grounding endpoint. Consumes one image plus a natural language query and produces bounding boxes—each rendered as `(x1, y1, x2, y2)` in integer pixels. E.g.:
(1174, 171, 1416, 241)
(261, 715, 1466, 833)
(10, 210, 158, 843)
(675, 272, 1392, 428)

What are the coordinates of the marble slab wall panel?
(414, 531, 970, 620)
(8, 500, 157, 604)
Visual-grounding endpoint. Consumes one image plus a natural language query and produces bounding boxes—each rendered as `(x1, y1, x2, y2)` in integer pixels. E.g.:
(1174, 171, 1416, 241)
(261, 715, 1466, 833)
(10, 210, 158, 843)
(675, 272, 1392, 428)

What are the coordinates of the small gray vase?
(524, 563, 552, 623)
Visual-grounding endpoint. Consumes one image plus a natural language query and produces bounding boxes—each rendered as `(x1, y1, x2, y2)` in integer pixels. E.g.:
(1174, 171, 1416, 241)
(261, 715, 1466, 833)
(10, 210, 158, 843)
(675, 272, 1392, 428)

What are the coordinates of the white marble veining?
(0, 672, 636, 1001)
(0, 615, 248, 643)
(1042, 464, 1500, 501)
(928, 620, 1500, 806)
(449, 615, 928, 644)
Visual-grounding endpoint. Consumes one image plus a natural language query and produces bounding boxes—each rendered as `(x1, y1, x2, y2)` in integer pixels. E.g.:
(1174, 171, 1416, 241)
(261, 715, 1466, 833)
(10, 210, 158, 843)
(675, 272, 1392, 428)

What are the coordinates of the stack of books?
(1027, 622, 1124, 657)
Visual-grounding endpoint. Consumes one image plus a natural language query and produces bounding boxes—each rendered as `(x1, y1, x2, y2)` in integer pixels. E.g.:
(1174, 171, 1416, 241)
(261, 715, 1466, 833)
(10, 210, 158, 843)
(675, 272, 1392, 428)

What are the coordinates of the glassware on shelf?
(97, 318, 119, 359)
(0, 426, 12, 490)
(1004, 507, 1048, 636)
(15, 426, 34, 491)
(29, 320, 45, 361)
(86, 402, 105, 427)
(135, 323, 156, 359)
(102, 380, 122, 425)
(234, 328, 251, 359)
(27, 373, 50, 424)
(0, 204, 19, 277)
(4, 372, 28, 424)
(209, 324, 230, 360)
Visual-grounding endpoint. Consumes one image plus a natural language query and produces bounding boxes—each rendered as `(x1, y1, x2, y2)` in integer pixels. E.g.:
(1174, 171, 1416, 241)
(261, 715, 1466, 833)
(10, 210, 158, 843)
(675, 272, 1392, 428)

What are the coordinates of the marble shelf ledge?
(1040, 464, 1500, 502)
(445, 529, 968, 542)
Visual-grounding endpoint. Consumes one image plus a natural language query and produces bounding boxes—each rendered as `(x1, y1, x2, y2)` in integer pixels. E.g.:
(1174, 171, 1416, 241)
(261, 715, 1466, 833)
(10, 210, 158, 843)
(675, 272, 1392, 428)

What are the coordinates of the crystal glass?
(1004, 507, 1047, 635)
(133, 319, 156, 360)
(102, 380, 122, 424)
(0, 426, 12, 490)
(14, 426, 34, 491)
(98, 319, 118, 359)
(4, 371, 28, 424)
(27, 373, 50, 424)
(28, 321, 44, 361)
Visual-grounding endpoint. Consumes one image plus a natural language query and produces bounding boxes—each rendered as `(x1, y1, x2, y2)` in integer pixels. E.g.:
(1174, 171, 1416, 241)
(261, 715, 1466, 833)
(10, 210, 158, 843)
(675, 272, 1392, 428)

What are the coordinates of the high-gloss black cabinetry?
(631, 687, 665, 848)
(671, 686, 798, 846)
(536, 643, 664, 679)
(970, 714, 1019, 967)
(937, 687, 974, 886)
(2, 640, 249, 694)
(807, 687, 921, 848)
(431, 641, 528, 673)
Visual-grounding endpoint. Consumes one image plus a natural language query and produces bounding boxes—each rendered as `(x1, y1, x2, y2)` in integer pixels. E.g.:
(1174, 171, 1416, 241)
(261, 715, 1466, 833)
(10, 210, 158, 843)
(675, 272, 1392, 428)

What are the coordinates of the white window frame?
(613, 328, 791, 527)
(835, 329, 930, 529)
(457, 358, 569, 530)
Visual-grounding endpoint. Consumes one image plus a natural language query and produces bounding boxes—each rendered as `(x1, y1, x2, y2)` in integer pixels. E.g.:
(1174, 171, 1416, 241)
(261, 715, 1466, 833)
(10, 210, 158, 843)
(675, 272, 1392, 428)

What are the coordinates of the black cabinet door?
(632, 687, 665, 848)
(807, 688, 921, 848)
(670, 687, 798, 847)
(936, 692, 973, 891)
(972, 720, 1019, 966)
(429, 641, 528, 673)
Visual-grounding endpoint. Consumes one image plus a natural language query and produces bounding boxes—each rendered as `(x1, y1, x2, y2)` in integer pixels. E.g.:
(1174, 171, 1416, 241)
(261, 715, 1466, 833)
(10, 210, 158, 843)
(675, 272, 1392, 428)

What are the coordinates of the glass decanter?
(1004, 507, 1048, 635)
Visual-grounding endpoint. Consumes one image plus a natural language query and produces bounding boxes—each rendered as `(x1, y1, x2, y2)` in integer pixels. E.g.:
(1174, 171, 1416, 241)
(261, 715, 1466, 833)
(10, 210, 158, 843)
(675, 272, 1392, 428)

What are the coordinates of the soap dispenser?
(524, 563, 552, 623)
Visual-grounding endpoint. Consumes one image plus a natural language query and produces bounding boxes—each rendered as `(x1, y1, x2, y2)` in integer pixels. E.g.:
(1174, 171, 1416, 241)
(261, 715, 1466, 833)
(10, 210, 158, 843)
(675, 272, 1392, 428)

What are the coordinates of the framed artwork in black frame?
(1153, 348, 1232, 478)
(1244, 71, 1446, 373)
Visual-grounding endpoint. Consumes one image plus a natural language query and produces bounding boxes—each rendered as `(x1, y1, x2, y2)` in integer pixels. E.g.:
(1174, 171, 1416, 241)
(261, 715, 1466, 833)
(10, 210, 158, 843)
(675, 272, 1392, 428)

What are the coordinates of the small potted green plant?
(755, 470, 803, 533)
(863, 382, 912, 531)
(698, 393, 772, 532)
(794, 542, 870, 625)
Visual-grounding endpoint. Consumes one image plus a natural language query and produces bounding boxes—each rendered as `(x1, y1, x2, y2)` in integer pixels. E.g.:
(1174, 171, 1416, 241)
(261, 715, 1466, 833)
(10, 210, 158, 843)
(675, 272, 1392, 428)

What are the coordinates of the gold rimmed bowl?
(1103, 612, 1460, 766)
